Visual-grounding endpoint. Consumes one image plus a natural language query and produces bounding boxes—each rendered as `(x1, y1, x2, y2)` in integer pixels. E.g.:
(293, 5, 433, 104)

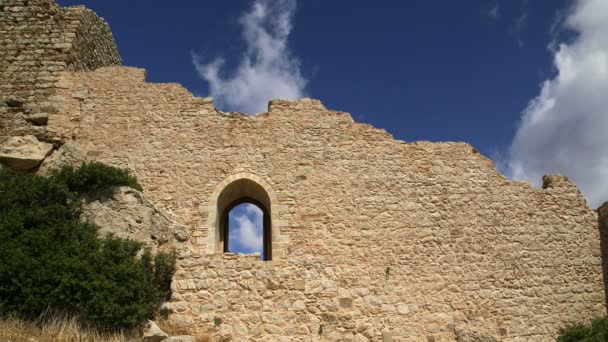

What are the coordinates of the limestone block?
(381, 332, 393, 342)
(295, 279, 306, 290)
(37, 140, 85, 176)
(0, 135, 53, 170)
(164, 336, 196, 342)
(142, 320, 168, 342)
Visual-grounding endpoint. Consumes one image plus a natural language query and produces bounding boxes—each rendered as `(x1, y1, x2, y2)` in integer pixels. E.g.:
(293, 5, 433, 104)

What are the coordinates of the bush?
(53, 161, 142, 193)
(558, 318, 608, 342)
(0, 164, 173, 330)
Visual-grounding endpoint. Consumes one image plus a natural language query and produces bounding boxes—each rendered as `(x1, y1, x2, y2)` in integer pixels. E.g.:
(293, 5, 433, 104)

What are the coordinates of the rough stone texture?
(0, 0, 121, 145)
(36, 139, 85, 175)
(2, 1, 607, 341)
(42, 64, 606, 341)
(142, 320, 168, 342)
(454, 320, 500, 342)
(0, 134, 52, 170)
(82, 186, 189, 253)
(163, 336, 196, 342)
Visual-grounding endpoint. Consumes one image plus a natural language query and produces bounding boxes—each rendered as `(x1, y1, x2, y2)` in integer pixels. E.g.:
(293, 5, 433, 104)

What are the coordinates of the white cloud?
(233, 204, 263, 252)
(192, 0, 307, 114)
(508, 0, 608, 208)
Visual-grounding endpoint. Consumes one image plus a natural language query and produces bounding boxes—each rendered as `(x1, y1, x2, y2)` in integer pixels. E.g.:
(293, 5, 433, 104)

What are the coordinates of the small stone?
(71, 89, 89, 100)
(173, 224, 189, 242)
(142, 320, 168, 342)
(354, 333, 370, 342)
(26, 113, 49, 125)
(264, 324, 284, 335)
(5, 96, 24, 107)
(382, 332, 393, 342)
(164, 336, 196, 342)
(293, 300, 306, 311)
(339, 297, 353, 308)
(326, 331, 343, 341)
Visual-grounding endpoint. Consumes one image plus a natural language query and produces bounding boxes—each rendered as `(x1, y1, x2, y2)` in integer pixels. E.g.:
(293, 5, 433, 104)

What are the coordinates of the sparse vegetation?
(0, 163, 174, 331)
(0, 314, 138, 342)
(53, 161, 142, 193)
(557, 318, 608, 342)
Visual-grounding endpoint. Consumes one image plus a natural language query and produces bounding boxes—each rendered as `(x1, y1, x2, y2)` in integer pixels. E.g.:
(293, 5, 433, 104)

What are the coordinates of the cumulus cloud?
(192, 0, 307, 114)
(508, 0, 608, 208)
(231, 203, 263, 253)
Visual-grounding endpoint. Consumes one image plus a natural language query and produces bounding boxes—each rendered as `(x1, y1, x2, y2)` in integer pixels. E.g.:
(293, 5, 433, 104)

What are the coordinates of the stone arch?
(204, 173, 288, 261)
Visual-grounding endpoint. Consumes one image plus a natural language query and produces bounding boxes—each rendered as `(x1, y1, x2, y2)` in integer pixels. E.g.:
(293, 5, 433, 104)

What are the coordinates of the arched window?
(213, 176, 273, 260)
(204, 173, 288, 261)
(221, 199, 271, 260)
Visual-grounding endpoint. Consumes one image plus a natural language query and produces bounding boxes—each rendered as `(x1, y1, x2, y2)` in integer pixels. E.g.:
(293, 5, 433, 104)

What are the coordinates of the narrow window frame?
(220, 197, 272, 261)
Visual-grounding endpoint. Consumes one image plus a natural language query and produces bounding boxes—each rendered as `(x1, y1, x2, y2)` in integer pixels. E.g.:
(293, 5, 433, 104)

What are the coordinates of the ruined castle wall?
(0, 0, 120, 144)
(47, 66, 606, 341)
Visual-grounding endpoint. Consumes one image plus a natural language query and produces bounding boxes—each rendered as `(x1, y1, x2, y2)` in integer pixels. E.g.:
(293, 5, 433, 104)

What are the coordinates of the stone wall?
(1, 1, 606, 340)
(0, 0, 120, 145)
(42, 65, 606, 341)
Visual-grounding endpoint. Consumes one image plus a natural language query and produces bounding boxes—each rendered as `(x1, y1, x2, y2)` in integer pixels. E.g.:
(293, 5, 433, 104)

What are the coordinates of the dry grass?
(0, 315, 212, 342)
(0, 315, 138, 342)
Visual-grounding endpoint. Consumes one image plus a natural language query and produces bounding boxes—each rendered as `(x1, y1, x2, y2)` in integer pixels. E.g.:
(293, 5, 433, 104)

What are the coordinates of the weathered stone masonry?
(0, 0, 120, 145)
(1, 1, 607, 341)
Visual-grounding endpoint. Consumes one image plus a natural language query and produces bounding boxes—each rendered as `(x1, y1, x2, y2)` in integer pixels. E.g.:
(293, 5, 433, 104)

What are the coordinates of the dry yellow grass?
(0, 315, 138, 342)
(0, 315, 212, 342)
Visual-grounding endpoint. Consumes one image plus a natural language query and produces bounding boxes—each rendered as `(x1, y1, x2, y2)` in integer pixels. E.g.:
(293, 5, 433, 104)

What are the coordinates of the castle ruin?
(1, 1, 607, 341)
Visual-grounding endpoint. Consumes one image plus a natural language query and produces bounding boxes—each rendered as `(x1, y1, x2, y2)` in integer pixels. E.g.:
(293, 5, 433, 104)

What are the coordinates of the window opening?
(221, 198, 271, 260)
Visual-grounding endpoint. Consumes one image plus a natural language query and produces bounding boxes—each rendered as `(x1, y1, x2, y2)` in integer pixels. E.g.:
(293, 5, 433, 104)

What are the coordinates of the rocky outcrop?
(37, 140, 86, 176)
(82, 186, 189, 253)
(0, 135, 53, 170)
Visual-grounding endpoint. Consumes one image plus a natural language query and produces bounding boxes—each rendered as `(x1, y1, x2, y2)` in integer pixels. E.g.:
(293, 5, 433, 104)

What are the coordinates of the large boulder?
(82, 186, 189, 252)
(37, 140, 86, 176)
(0, 135, 53, 170)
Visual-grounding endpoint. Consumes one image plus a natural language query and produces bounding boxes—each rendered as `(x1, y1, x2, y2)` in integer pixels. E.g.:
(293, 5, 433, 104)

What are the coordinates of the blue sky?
(56, 0, 608, 254)
(227, 203, 264, 258)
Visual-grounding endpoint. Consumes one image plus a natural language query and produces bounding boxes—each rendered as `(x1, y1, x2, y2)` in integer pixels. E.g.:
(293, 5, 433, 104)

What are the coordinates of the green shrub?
(53, 161, 142, 193)
(0, 165, 173, 330)
(558, 318, 608, 342)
